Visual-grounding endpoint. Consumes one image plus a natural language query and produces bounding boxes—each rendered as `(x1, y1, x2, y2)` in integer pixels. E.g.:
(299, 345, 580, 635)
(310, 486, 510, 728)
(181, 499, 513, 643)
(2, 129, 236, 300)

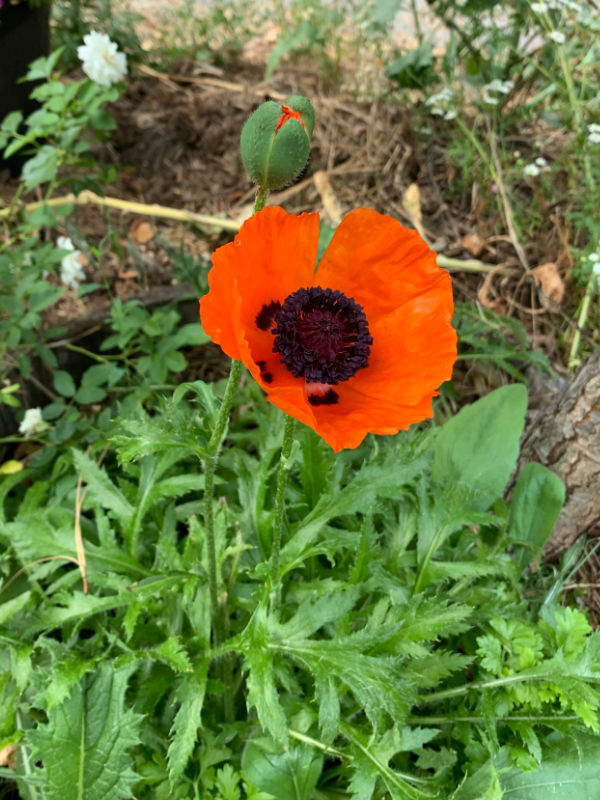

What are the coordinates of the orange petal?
(199, 206, 320, 363)
(316, 208, 442, 321)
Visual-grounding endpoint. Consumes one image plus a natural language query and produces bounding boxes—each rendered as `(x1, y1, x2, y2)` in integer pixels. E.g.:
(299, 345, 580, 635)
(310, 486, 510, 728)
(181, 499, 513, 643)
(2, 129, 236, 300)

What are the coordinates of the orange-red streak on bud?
(275, 105, 305, 132)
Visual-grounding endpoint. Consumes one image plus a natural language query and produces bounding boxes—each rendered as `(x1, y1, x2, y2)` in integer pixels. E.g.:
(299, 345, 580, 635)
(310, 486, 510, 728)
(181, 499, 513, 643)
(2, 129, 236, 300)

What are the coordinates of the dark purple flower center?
(269, 286, 372, 385)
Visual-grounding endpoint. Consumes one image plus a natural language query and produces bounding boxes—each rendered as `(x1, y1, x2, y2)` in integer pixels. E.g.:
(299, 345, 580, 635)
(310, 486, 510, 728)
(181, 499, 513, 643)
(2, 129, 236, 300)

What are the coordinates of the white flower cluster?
(523, 157, 548, 177)
(57, 236, 86, 289)
(587, 124, 600, 144)
(19, 407, 43, 437)
(425, 88, 456, 121)
(548, 30, 566, 44)
(77, 30, 127, 88)
(482, 79, 513, 106)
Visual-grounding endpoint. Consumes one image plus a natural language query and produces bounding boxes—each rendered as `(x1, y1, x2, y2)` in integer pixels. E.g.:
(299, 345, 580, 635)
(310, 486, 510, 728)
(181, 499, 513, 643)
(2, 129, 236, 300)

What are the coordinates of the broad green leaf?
(54, 369, 76, 398)
(75, 386, 107, 404)
(242, 739, 323, 800)
(167, 666, 208, 784)
(508, 463, 565, 568)
(81, 363, 124, 387)
(432, 384, 528, 511)
(452, 754, 502, 800)
(22, 144, 59, 189)
(28, 284, 65, 312)
(169, 323, 210, 348)
(500, 731, 600, 797)
(27, 663, 141, 800)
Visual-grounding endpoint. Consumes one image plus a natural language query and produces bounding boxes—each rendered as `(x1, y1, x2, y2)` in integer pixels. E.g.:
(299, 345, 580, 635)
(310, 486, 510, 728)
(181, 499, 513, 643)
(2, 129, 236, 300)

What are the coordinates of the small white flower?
(588, 123, 600, 134)
(19, 407, 43, 437)
(548, 30, 566, 44)
(482, 94, 500, 106)
(482, 79, 513, 106)
(531, 1, 548, 10)
(57, 236, 86, 289)
(77, 30, 127, 88)
(524, 163, 541, 176)
(535, 157, 547, 167)
(588, 253, 600, 263)
(589, 132, 600, 144)
(486, 79, 513, 95)
(425, 89, 456, 121)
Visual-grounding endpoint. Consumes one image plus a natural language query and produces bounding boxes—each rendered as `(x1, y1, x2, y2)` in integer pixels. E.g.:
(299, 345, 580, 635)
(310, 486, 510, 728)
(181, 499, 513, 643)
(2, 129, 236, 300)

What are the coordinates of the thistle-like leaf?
(26, 662, 141, 800)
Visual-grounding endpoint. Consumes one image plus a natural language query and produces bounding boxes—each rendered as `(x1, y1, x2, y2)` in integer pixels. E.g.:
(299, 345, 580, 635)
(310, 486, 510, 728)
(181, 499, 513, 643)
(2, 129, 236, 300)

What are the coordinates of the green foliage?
(1, 8, 598, 800)
(454, 303, 552, 382)
(26, 663, 142, 800)
(385, 43, 437, 89)
(2, 379, 593, 800)
(432, 383, 527, 511)
(509, 464, 566, 569)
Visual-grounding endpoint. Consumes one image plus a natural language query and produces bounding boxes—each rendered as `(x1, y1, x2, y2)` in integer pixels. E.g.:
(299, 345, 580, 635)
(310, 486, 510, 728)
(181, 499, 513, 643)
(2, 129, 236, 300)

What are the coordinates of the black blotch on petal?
(256, 301, 282, 331)
(256, 360, 267, 370)
(308, 388, 339, 406)
(262, 372, 274, 384)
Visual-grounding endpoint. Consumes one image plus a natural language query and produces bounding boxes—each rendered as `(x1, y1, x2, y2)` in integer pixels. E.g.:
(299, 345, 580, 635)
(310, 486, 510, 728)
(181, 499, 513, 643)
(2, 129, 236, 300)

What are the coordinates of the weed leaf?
(432, 384, 527, 511)
(27, 662, 141, 800)
(167, 665, 208, 784)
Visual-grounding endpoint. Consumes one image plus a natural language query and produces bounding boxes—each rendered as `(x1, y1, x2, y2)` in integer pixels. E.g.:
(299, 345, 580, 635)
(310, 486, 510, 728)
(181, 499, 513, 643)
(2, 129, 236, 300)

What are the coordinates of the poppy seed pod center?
(271, 286, 372, 385)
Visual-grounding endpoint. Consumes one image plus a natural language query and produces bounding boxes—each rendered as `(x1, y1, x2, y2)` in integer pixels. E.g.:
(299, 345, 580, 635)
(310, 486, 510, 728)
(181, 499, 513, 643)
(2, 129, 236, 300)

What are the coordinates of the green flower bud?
(240, 95, 315, 191)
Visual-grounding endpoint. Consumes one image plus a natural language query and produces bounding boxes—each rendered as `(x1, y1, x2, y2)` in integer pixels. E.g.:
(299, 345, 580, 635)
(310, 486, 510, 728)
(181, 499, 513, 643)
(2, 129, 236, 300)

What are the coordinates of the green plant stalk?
(420, 668, 600, 704)
(568, 272, 595, 370)
(406, 714, 580, 725)
(254, 185, 269, 213)
(270, 413, 295, 609)
(203, 358, 242, 645)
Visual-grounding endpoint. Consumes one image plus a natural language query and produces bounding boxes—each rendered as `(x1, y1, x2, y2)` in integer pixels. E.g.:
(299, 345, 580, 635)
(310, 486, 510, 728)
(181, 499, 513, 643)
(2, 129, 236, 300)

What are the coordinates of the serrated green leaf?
(314, 670, 340, 744)
(167, 666, 208, 784)
(27, 662, 141, 800)
(216, 763, 242, 800)
(343, 724, 433, 800)
(71, 448, 134, 527)
(155, 637, 193, 673)
(432, 384, 528, 511)
(282, 456, 425, 571)
(243, 606, 289, 746)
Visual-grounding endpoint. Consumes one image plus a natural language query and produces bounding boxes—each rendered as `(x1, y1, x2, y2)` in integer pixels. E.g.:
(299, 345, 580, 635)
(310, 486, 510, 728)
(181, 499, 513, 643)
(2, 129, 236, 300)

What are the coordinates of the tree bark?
(515, 348, 600, 559)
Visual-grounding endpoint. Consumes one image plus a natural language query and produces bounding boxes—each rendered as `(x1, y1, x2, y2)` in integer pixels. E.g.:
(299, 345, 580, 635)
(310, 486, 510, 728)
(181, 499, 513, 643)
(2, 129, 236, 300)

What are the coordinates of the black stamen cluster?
(271, 286, 372, 384)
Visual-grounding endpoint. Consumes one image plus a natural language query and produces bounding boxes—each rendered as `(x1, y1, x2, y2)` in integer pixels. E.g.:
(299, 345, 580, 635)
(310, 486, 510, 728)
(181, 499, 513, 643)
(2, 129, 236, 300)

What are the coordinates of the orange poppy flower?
(200, 206, 456, 452)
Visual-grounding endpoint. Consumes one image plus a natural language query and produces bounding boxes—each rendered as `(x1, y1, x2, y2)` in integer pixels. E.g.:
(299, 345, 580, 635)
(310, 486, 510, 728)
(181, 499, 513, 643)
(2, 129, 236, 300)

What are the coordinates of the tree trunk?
(515, 348, 600, 559)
